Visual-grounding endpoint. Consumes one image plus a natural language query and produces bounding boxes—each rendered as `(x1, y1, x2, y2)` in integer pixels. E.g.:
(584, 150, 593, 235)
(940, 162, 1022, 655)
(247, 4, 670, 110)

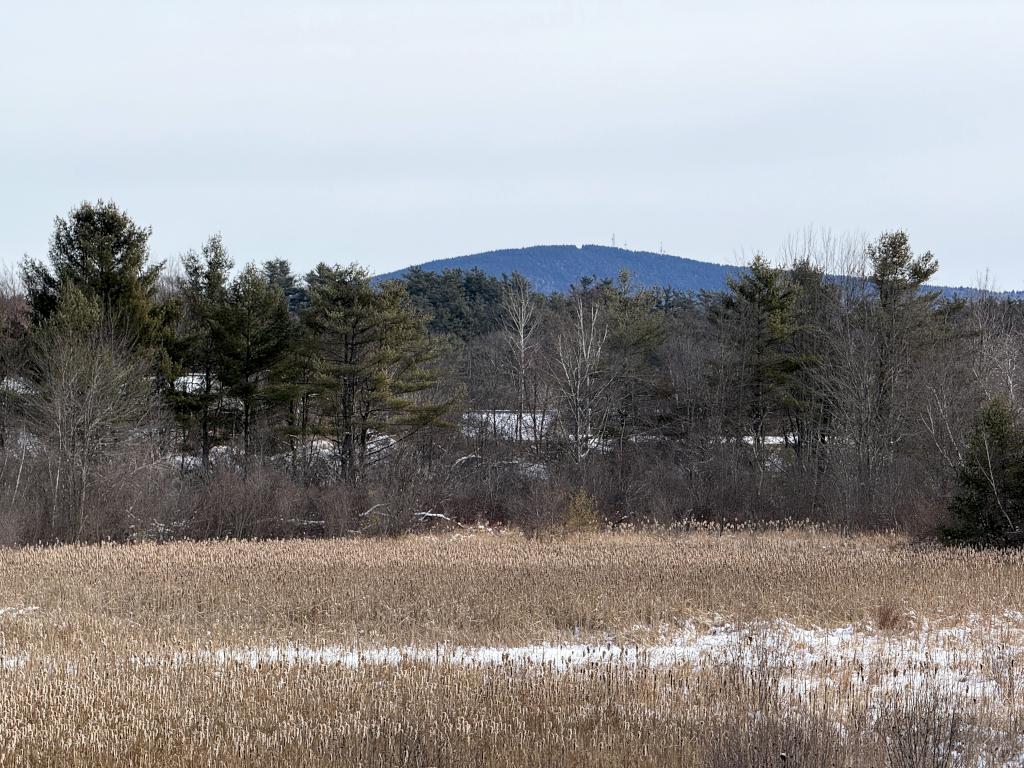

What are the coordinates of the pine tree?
(944, 399, 1024, 546)
(305, 265, 446, 478)
(219, 265, 292, 458)
(868, 231, 941, 437)
(403, 267, 504, 339)
(174, 235, 233, 467)
(852, 231, 946, 524)
(21, 200, 162, 343)
(786, 260, 838, 451)
(715, 255, 799, 453)
(604, 273, 669, 450)
(263, 258, 309, 314)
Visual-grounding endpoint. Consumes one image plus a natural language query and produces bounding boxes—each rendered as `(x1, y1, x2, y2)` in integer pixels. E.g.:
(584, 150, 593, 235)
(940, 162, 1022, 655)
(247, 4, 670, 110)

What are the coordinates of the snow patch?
(148, 617, 1024, 705)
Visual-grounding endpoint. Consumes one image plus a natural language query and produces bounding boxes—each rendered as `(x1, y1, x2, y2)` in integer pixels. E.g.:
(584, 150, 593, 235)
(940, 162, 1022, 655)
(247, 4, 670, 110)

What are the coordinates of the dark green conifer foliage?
(305, 265, 446, 477)
(601, 272, 670, 446)
(785, 259, 837, 450)
(944, 399, 1024, 546)
(716, 255, 799, 450)
(175, 235, 233, 467)
(21, 200, 162, 343)
(219, 265, 292, 457)
(868, 231, 942, 428)
(263, 258, 309, 314)
(402, 267, 504, 339)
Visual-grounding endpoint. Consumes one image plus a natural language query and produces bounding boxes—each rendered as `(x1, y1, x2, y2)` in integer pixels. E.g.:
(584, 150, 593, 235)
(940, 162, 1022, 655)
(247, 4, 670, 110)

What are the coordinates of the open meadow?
(1, 528, 1023, 766)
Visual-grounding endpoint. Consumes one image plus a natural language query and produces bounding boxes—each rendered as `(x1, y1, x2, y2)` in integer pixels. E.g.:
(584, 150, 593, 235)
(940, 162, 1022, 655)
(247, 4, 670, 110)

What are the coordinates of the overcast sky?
(2, 0, 1022, 287)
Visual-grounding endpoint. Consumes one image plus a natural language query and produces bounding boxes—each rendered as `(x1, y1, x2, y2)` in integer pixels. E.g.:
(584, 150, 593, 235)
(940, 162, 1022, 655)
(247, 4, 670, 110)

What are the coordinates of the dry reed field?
(1, 528, 1023, 766)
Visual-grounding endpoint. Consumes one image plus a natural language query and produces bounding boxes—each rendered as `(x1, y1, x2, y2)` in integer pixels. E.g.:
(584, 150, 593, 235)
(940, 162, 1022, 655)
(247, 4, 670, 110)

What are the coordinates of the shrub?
(565, 488, 601, 531)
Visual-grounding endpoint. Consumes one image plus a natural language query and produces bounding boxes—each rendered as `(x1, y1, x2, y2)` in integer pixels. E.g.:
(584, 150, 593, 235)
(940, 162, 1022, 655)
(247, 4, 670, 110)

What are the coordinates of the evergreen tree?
(715, 255, 799, 452)
(21, 200, 162, 343)
(263, 258, 309, 314)
(173, 235, 233, 467)
(944, 399, 1024, 546)
(870, 231, 939, 312)
(786, 260, 838, 451)
(219, 265, 292, 458)
(603, 272, 670, 448)
(848, 231, 947, 523)
(305, 265, 446, 477)
(403, 267, 504, 339)
(868, 231, 941, 433)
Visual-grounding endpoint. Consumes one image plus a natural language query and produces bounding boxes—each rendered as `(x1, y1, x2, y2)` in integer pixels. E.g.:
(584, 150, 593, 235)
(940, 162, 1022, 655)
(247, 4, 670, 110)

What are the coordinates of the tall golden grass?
(0, 528, 1021, 765)
(3, 657, 1020, 767)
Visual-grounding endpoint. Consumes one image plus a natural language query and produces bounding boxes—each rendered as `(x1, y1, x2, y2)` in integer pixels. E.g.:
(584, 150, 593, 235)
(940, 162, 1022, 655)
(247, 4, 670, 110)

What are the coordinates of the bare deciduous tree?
(500, 274, 550, 450)
(24, 325, 163, 541)
(553, 294, 611, 464)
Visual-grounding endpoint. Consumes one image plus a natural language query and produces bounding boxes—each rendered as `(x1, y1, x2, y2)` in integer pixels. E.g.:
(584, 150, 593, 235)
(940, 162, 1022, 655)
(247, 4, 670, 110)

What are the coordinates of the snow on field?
(155, 615, 1024, 702)
(0, 606, 38, 619)
(2, 603, 1021, 707)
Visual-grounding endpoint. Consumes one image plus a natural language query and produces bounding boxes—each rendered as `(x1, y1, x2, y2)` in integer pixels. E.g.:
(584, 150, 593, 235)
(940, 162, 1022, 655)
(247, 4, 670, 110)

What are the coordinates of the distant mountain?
(374, 244, 740, 294)
(374, 243, 1017, 299)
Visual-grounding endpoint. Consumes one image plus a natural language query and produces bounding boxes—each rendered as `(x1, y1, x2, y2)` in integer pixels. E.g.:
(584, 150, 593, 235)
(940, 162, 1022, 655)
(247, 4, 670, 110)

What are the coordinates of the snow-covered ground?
(141, 615, 1024, 705)
(2, 606, 1022, 759)
(3, 600, 1022, 710)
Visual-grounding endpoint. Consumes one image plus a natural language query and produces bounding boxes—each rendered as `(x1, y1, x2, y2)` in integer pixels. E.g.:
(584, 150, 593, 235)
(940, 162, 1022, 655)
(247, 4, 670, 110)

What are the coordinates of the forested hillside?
(374, 244, 740, 293)
(2, 200, 1023, 546)
(375, 243, 1000, 300)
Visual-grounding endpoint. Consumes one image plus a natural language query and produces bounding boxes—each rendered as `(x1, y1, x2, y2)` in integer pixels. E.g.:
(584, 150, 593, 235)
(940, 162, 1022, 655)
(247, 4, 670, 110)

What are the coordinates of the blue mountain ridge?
(373, 244, 1014, 299)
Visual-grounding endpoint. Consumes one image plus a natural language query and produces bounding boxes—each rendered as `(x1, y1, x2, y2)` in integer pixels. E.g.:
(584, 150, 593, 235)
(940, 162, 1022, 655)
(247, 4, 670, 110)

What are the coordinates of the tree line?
(0, 200, 1020, 545)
